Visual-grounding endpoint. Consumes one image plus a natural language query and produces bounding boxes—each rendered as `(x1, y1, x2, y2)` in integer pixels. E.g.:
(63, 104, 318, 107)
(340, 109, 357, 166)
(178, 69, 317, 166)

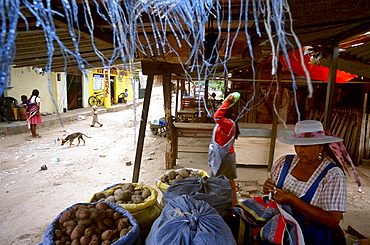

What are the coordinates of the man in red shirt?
(208, 93, 240, 206)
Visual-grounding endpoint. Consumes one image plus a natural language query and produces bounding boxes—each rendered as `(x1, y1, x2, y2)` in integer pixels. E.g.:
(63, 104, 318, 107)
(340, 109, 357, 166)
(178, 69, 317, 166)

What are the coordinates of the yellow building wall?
(87, 68, 132, 106)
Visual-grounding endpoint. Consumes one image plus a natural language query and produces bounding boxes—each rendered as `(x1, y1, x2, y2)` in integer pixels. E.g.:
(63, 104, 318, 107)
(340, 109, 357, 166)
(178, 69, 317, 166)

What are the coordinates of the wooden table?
(177, 110, 198, 122)
(173, 122, 215, 159)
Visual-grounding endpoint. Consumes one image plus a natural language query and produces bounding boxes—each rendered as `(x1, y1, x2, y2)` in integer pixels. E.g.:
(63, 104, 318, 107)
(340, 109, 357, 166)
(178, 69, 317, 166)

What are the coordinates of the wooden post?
(267, 67, 281, 171)
(132, 75, 154, 183)
(357, 92, 368, 165)
(175, 78, 180, 121)
(323, 45, 339, 129)
(163, 74, 175, 169)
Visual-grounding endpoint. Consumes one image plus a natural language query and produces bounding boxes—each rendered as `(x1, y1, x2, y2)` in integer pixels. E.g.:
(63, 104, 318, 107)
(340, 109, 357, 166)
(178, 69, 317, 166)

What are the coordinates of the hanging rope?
(0, 0, 312, 127)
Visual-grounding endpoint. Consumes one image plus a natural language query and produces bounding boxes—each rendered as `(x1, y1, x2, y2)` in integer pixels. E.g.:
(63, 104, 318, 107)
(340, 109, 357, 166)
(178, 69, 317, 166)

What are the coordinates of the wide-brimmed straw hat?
(92, 105, 98, 109)
(278, 120, 343, 145)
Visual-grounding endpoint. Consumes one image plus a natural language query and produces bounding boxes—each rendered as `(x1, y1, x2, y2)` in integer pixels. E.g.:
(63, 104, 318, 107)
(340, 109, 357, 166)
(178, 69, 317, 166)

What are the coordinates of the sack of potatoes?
(39, 201, 139, 245)
(156, 168, 209, 193)
(88, 183, 162, 238)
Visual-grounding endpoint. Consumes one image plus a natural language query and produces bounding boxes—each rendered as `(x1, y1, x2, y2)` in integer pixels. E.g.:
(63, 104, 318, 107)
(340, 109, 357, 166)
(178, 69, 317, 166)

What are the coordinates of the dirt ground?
(1, 87, 370, 245)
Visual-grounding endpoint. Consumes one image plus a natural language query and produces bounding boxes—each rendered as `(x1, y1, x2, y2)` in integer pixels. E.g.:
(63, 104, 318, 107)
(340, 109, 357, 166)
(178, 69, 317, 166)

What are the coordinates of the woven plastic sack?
(163, 175, 233, 219)
(39, 202, 139, 245)
(146, 195, 236, 245)
(156, 168, 209, 193)
(88, 183, 162, 237)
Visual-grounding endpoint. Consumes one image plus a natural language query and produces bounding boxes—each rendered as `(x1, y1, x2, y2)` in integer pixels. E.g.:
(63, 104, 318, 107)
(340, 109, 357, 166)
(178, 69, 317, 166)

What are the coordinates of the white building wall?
(5, 67, 66, 114)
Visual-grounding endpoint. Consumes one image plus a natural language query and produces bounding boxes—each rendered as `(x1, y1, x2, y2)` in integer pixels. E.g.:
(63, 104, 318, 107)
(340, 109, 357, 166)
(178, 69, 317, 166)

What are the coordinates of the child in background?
(21, 95, 31, 111)
(90, 105, 103, 127)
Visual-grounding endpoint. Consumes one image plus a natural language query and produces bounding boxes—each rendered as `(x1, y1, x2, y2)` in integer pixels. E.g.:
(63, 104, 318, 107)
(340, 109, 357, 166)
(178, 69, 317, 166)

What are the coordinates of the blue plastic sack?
(38, 202, 140, 245)
(163, 175, 233, 218)
(146, 195, 236, 245)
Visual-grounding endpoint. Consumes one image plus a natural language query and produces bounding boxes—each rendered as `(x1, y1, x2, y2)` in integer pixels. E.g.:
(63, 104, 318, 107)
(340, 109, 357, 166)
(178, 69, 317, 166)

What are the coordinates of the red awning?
(279, 49, 356, 83)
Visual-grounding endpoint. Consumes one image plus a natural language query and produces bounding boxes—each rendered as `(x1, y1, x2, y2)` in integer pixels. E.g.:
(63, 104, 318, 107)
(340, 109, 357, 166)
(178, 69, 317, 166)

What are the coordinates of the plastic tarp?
(163, 175, 233, 219)
(146, 195, 237, 245)
(279, 48, 356, 83)
(39, 202, 139, 245)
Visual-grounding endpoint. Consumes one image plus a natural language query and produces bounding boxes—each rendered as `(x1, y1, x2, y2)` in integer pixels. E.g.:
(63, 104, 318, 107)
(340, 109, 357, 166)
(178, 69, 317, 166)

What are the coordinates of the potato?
(95, 202, 108, 211)
(178, 169, 189, 178)
(66, 226, 75, 236)
(54, 229, 63, 240)
(120, 228, 129, 237)
(63, 219, 77, 228)
(101, 230, 115, 241)
(101, 241, 112, 245)
(71, 224, 85, 240)
(59, 209, 75, 224)
(94, 192, 106, 200)
(78, 218, 92, 226)
(96, 220, 108, 231)
(160, 175, 168, 183)
(116, 218, 130, 231)
(106, 209, 115, 218)
(175, 175, 184, 181)
(131, 195, 142, 202)
(60, 236, 71, 244)
(142, 189, 151, 199)
(79, 236, 90, 245)
(112, 212, 122, 220)
(84, 227, 94, 238)
(95, 210, 108, 221)
(133, 190, 142, 195)
(89, 208, 99, 220)
(54, 240, 62, 245)
(105, 192, 112, 198)
(102, 218, 114, 227)
(71, 239, 80, 245)
(167, 170, 177, 180)
(76, 209, 90, 220)
(105, 196, 116, 203)
(91, 234, 100, 243)
(121, 184, 134, 192)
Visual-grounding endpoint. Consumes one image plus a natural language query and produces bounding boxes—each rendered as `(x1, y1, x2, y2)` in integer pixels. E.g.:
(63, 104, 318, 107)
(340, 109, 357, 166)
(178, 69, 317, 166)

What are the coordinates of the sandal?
(32, 135, 42, 138)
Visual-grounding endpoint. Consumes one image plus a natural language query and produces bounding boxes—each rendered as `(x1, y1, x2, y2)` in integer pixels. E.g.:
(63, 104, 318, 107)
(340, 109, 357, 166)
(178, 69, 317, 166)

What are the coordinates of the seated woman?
(262, 120, 357, 245)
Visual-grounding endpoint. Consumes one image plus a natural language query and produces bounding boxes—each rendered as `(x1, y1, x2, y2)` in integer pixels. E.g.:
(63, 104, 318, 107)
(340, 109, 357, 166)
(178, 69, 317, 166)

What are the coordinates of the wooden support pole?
(267, 67, 281, 171)
(323, 45, 339, 129)
(163, 74, 176, 169)
(132, 75, 154, 183)
(357, 92, 368, 165)
(175, 78, 180, 120)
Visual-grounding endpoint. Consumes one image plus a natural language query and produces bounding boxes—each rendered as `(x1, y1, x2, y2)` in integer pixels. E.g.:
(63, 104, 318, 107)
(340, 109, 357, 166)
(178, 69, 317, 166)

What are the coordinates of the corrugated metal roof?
(337, 41, 370, 78)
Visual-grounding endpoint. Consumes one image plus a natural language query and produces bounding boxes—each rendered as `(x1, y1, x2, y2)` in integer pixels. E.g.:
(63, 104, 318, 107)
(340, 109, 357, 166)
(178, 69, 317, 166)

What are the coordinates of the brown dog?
(61, 132, 91, 147)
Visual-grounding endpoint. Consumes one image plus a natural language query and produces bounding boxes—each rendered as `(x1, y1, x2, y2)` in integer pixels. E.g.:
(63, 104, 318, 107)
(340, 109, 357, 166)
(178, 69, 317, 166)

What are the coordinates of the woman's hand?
(226, 94, 235, 103)
(263, 178, 276, 194)
(272, 188, 295, 205)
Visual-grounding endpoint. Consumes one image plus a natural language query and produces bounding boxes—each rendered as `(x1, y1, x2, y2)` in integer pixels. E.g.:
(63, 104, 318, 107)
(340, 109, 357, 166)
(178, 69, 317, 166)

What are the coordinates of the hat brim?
(278, 135, 343, 145)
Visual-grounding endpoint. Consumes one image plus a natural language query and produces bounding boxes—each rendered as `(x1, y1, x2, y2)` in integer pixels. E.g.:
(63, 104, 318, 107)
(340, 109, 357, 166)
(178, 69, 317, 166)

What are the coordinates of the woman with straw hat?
(263, 120, 360, 245)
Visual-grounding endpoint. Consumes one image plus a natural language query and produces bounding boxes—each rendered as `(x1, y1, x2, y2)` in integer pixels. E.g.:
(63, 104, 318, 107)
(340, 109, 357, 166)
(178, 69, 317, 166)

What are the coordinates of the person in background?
(27, 89, 42, 138)
(208, 93, 240, 206)
(263, 120, 354, 245)
(123, 89, 128, 103)
(21, 95, 31, 111)
(90, 105, 103, 127)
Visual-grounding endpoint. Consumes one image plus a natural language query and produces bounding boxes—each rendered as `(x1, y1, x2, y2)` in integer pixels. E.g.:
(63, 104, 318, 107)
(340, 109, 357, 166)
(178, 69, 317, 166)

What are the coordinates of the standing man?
(208, 93, 240, 206)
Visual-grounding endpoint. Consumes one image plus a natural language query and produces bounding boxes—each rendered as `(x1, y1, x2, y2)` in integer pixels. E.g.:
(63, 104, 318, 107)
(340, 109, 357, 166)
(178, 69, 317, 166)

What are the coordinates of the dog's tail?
(82, 133, 91, 138)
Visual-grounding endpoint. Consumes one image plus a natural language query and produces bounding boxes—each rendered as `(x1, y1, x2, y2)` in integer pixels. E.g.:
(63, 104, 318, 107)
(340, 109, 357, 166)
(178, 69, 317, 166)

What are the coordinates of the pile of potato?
(53, 202, 133, 245)
(159, 168, 199, 185)
(91, 183, 151, 205)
